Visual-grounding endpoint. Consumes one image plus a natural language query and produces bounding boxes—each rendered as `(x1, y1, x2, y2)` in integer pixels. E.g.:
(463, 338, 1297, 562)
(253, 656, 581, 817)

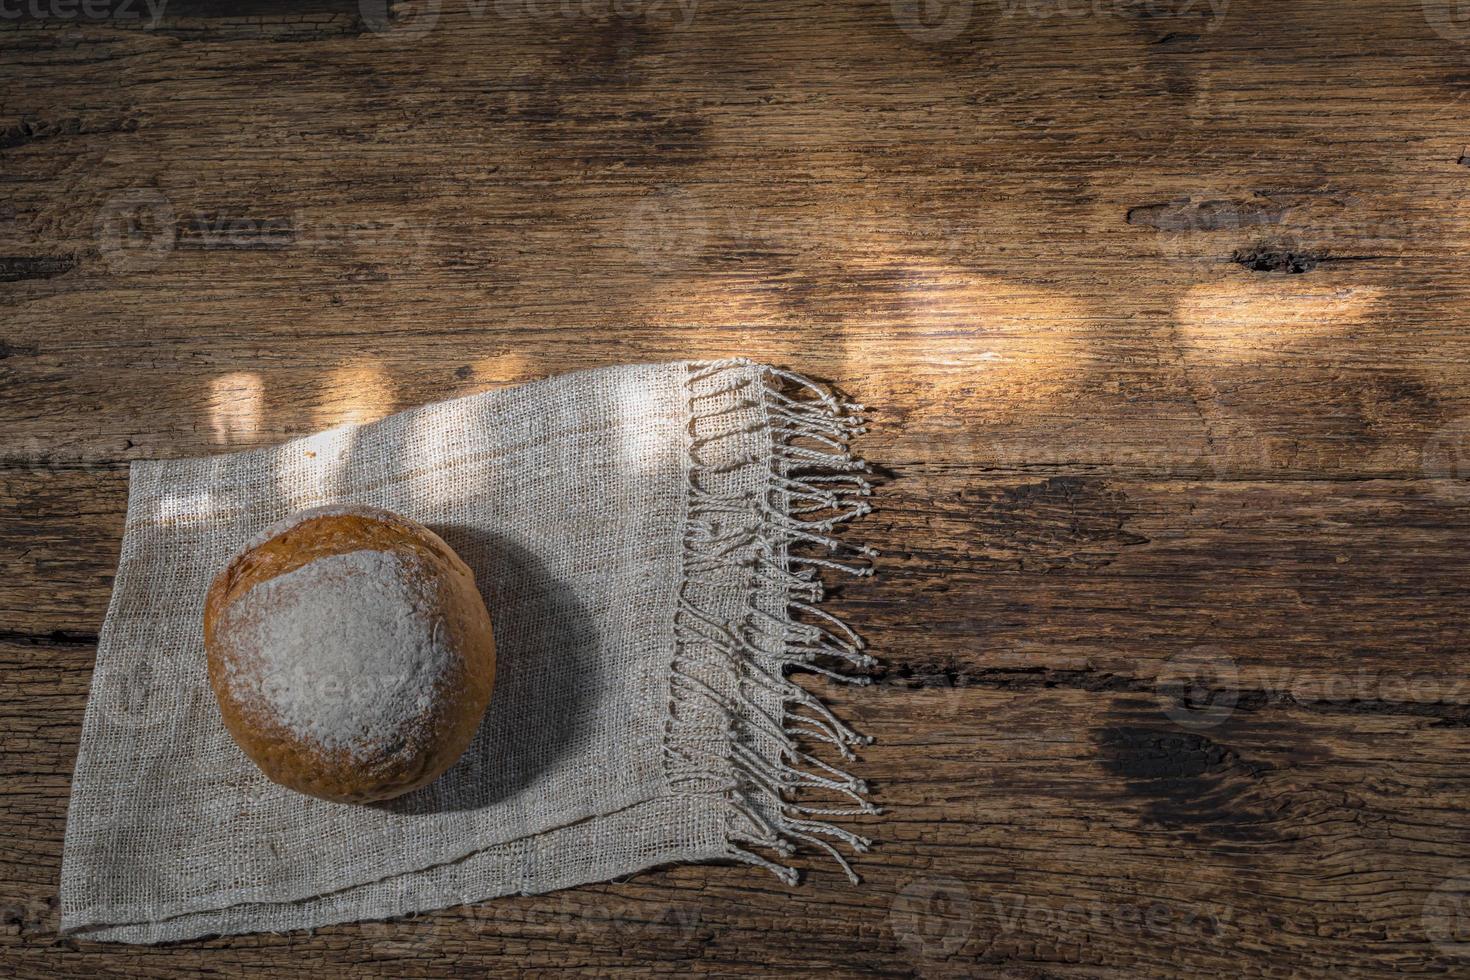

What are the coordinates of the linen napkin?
(60, 359, 878, 943)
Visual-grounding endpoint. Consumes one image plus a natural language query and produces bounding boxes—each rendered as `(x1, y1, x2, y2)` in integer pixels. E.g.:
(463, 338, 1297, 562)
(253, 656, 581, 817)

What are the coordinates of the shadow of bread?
(374, 529, 598, 816)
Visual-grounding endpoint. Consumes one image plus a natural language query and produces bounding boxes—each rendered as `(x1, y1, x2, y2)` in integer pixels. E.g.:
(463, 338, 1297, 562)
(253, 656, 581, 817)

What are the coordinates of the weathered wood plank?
(6, 466, 1469, 715)
(2, 680, 1467, 976)
(6, 298, 1470, 479)
(0, 467, 127, 641)
(2, 3, 1470, 475)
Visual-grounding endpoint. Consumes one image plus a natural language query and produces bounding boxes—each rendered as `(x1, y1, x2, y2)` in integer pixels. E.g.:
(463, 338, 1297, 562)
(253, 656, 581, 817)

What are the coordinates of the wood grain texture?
(4, 0, 1470, 975)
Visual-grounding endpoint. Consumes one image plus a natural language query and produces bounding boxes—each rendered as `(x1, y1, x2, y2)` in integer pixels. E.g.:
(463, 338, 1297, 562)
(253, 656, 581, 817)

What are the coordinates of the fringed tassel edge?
(667, 358, 878, 886)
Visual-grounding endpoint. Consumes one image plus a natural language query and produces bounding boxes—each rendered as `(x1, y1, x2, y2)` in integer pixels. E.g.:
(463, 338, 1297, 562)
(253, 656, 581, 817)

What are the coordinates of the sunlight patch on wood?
(315, 360, 396, 429)
(209, 371, 266, 446)
(1173, 282, 1383, 365)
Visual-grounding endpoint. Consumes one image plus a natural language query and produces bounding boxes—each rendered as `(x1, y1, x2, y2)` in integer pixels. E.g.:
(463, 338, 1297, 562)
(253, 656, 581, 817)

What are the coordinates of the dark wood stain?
(1095, 725, 1280, 840)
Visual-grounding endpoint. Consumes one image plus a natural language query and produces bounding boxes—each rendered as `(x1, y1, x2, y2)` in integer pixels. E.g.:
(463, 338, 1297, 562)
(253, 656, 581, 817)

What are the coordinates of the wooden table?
(4, 1, 1470, 975)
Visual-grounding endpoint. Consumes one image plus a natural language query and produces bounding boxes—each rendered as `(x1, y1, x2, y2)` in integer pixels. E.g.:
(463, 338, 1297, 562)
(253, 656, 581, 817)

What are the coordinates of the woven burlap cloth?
(60, 359, 877, 943)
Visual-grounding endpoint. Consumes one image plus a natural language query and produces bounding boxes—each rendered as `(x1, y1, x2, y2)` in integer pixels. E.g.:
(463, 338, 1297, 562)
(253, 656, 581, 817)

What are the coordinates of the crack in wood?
(0, 255, 75, 282)
(0, 0, 370, 41)
(872, 665, 1470, 724)
(1230, 245, 1320, 274)
(1126, 197, 1288, 231)
(175, 215, 295, 250)
(0, 628, 100, 648)
(0, 339, 41, 358)
(0, 116, 137, 151)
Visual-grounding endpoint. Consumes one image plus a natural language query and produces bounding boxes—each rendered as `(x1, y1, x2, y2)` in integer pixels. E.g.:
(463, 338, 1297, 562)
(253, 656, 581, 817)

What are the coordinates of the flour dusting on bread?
(217, 548, 455, 760)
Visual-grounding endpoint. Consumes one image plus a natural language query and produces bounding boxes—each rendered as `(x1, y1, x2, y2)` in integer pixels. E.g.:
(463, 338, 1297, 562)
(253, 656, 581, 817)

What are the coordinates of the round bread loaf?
(204, 504, 496, 804)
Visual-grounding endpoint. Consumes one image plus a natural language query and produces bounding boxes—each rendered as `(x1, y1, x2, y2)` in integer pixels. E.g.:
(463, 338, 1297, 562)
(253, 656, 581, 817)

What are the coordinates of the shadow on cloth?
(374, 527, 598, 816)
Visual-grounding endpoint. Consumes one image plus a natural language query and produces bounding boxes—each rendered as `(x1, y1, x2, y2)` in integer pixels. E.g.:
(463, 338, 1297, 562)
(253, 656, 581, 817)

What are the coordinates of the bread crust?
(204, 505, 496, 804)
